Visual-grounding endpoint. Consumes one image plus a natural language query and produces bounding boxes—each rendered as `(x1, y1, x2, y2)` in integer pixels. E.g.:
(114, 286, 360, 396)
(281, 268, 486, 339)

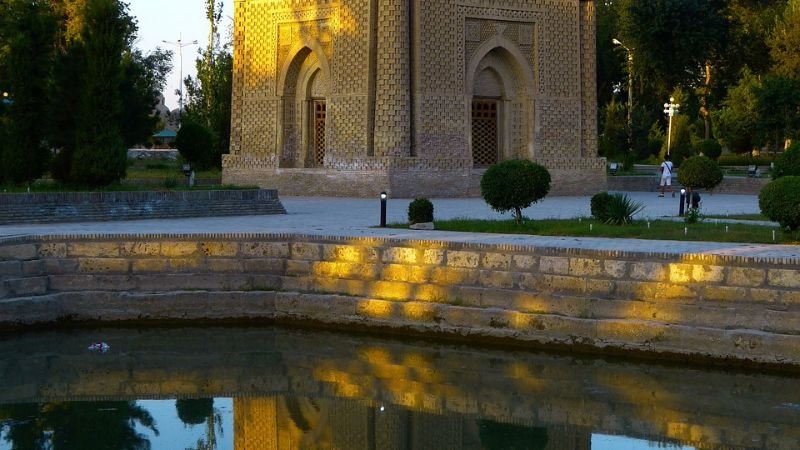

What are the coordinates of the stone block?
(42, 258, 79, 275)
(120, 242, 160, 256)
(200, 242, 239, 257)
(630, 262, 668, 282)
(702, 285, 749, 303)
(423, 249, 445, 265)
(482, 253, 511, 270)
(539, 274, 586, 294)
(0, 244, 39, 260)
(369, 280, 413, 301)
(67, 242, 120, 257)
(399, 301, 439, 322)
(206, 258, 245, 273)
(446, 250, 480, 268)
(595, 319, 670, 346)
(750, 288, 780, 304)
(323, 244, 379, 263)
(0, 261, 21, 276)
(569, 257, 603, 277)
(478, 270, 515, 289)
(692, 265, 725, 283)
(242, 258, 286, 274)
(159, 242, 199, 257)
(669, 264, 694, 284)
(539, 256, 569, 275)
(168, 258, 204, 272)
(512, 254, 537, 271)
(413, 284, 452, 302)
(77, 258, 130, 274)
(356, 298, 397, 319)
(6, 277, 48, 296)
(603, 260, 628, 279)
(382, 247, 419, 264)
(768, 269, 800, 289)
(286, 260, 312, 276)
(290, 242, 322, 260)
(240, 242, 290, 258)
(727, 267, 766, 287)
(131, 259, 170, 273)
(38, 243, 67, 258)
(49, 274, 134, 292)
(431, 267, 478, 285)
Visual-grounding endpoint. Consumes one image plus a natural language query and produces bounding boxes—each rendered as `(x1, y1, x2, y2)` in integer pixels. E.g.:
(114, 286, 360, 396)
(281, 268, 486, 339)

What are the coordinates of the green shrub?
(685, 207, 704, 224)
(590, 192, 612, 222)
(677, 155, 724, 191)
(175, 121, 215, 170)
(408, 198, 434, 224)
(480, 159, 551, 223)
(717, 153, 774, 166)
(759, 176, 800, 230)
(772, 142, 800, 180)
(693, 139, 722, 160)
(604, 193, 644, 225)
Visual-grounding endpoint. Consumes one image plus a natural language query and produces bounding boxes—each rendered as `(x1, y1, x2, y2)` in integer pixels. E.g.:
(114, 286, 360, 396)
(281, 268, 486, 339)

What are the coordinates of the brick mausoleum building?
(222, 0, 606, 197)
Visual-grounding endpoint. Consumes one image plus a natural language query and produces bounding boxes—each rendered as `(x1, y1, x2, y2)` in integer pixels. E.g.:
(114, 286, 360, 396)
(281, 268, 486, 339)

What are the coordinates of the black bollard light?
(379, 191, 388, 227)
(678, 188, 686, 216)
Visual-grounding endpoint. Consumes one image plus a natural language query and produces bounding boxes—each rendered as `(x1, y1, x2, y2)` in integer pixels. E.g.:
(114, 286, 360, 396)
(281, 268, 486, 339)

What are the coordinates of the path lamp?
(613, 39, 634, 162)
(663, 97, 680, 156)
(379, 192, 388, 227)
(161, 34, 198, 122)
(678, 188, 686, 216)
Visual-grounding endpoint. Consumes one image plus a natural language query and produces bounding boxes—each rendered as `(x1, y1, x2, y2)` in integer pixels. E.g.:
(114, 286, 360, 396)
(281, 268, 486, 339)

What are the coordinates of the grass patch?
(391, 218, 799, 244)
(704, 213, 771, 221)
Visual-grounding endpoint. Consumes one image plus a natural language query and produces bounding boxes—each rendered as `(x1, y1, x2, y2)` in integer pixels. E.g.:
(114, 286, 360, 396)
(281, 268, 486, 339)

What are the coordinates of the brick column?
(373, 0, 412, 158)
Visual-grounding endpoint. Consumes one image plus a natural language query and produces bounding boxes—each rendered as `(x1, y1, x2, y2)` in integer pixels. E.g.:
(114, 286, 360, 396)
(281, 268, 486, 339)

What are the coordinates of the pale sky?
(128, 0, 234, 110)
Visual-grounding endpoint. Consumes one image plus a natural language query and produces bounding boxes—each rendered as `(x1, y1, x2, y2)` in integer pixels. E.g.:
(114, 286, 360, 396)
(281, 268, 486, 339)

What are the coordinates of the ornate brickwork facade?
(224, 0, 606, 197)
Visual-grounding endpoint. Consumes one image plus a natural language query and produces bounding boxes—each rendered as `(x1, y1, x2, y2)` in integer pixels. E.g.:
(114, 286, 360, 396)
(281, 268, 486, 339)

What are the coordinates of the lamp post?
(379, 192, 388, 227)
(663, 97, 680, 156)
(161, 34, 198, 120)
(613, 39, 634, 161)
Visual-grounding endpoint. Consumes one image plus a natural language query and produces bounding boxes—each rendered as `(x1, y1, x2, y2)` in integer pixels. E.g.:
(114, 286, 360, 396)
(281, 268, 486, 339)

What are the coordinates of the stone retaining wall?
(1, 234, 799, 367)
(0, 189, 285, 225)
(608, 175, 769, 194)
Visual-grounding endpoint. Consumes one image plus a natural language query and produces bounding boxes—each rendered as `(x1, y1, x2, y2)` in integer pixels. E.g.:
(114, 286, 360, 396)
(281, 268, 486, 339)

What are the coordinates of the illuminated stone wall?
(2, 235, 800, 368)
(223, 0, 606, 197)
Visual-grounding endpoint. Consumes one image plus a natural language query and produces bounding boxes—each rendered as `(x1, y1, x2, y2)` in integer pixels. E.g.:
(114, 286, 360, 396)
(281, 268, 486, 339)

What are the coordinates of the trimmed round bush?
(408, 198, 434, 224)
(759, 176, 800, 230)
(590, 192, 612, 222)
(677, 155, 724, 191)
(480, 159, 551, 223)
(772, 142, 800, 180)
(693, 139, 722, 160)
(175, 121, 215, 170)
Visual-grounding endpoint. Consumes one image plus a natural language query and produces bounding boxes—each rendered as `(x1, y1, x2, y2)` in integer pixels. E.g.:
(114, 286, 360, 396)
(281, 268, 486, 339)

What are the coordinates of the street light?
(161, 34, 198, 120)
(613, 38, 634, 161)
(663, 97, 680, 156)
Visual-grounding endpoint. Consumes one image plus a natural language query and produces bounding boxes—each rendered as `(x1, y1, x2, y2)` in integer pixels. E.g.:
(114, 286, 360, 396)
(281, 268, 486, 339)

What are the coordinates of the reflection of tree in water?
(175, 399, 222, 450)
(0, 401, 157, 450)
(479, 420, 549, 450)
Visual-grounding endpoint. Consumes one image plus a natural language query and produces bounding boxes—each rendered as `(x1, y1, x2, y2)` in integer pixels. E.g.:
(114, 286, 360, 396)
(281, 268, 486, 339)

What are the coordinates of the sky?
(128, 0, 234, 110)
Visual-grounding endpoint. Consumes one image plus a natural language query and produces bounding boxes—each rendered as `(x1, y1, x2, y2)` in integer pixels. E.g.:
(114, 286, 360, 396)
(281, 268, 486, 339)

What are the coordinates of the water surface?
(0, 325, 797, 449)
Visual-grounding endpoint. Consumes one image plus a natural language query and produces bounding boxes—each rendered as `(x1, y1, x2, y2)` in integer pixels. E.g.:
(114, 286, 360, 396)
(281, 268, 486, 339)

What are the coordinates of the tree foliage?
(772, 142, 800, 179)
(769, 0, 800, 79)
(175, 121, 215, 170)
(480, 160, 551, 224)
(759, 176, 800, 230)
(677, 155, 724, 191)
(183, 0, 232, 169)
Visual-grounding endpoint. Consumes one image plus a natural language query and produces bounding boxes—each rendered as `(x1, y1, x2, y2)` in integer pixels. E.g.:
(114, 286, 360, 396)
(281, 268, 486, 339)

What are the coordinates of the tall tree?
(618, 0, 729, 138)
(0, 0, 56, 185)
(183, 0, 232, 169)
(769, 0, 800, 79)
(68, 0, 131, 186)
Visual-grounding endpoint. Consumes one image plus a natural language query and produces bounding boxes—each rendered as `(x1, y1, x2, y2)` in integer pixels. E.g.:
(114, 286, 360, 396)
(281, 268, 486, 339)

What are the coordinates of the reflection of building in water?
(234, 396, 591, 450)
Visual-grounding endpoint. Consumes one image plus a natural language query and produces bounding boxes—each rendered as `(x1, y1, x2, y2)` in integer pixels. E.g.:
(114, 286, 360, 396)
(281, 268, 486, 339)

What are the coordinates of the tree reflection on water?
(0, 401, 157, 450)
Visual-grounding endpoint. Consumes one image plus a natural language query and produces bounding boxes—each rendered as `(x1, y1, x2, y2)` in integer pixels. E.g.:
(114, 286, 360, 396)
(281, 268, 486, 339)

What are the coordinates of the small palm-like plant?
(603, 193, 644, 225)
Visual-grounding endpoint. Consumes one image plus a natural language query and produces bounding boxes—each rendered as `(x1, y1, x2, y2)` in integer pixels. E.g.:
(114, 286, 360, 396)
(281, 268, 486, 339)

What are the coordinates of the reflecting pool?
(1, 325, 798, 449)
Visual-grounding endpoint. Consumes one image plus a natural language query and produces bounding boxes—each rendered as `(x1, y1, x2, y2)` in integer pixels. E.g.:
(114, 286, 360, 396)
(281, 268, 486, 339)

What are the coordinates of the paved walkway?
(0, 193, 797, 260)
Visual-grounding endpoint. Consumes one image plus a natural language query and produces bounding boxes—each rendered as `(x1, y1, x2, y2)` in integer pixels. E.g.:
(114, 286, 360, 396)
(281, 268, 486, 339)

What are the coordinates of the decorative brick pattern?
(225, 0, 605, 196)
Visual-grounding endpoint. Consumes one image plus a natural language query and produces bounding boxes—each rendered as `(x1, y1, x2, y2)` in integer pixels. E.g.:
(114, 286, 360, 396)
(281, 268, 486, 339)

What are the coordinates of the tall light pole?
(663, 97, 680, 156)
(161, 34, 198, 119)
(613, 39, 634, 161)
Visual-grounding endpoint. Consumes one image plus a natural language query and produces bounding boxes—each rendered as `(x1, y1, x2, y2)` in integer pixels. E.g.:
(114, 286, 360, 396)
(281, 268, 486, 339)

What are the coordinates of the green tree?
(480, 160, 551, 224)
(175, 121, 215, 170)
(598, 99, 627, 161)
(769, 0, 800, 79)
(712, 69, 760, 153)
(678, 155, 724, 191)
(0, 0, 55, 185)
(618, 0, 729, 138)
(183, 0, 232, 169)
(754, 75, 800, 153)
(119, 48, 172, 148)
(68, 0, 131, 186)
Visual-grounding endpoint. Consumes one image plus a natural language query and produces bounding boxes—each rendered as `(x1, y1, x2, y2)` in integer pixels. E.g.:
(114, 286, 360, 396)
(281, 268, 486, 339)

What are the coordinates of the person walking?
(659, 155, 674, 197)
